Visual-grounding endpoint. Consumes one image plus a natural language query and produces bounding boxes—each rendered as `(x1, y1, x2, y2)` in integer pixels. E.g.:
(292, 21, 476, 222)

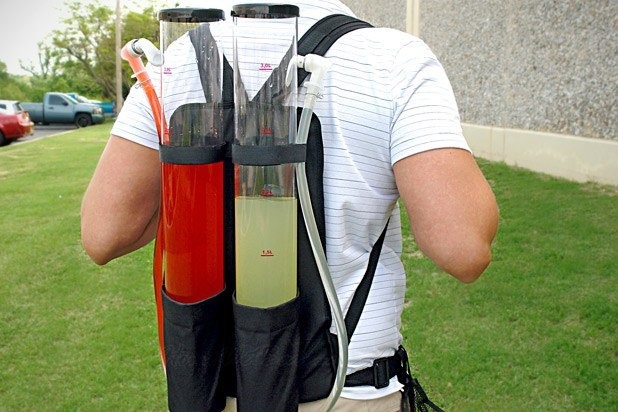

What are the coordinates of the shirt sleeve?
(110, 65, 162, 151)
(389, 37, 470, 165)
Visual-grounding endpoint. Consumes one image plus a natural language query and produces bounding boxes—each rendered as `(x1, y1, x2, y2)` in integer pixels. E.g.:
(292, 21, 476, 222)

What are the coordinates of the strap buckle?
(372, 357, 390, 389)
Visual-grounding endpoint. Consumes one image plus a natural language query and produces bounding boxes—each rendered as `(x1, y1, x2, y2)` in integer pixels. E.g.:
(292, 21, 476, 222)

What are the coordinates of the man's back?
(82, 0, 499, 408)
(112, 0, 473, 400)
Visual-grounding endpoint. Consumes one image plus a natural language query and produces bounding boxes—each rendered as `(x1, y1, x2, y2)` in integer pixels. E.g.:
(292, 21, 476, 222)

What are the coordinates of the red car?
(0, 100, 35, 145)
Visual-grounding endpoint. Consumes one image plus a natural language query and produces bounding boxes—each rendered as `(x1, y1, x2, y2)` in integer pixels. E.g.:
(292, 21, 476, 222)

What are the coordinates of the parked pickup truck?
(66, 93, 116, 117)
(22, 92, 105, 127)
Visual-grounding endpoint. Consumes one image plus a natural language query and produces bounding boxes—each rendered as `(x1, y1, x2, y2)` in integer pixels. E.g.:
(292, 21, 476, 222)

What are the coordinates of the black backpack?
(157, 13, 442, 412)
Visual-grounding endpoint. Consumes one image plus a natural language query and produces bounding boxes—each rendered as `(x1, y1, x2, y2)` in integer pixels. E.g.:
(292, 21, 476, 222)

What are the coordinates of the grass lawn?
(0, 122, 616, 410)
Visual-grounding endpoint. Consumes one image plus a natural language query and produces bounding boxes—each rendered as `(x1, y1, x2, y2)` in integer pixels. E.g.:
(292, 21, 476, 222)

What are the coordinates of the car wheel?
(0, 131, 6, 146)
(75, 114, 93, 127)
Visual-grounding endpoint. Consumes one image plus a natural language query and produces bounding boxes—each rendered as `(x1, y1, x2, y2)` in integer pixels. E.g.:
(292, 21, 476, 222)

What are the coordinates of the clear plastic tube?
(120, 37, 167, 368)
(295, 55, 347, 412)
(120, 39, 166, 140)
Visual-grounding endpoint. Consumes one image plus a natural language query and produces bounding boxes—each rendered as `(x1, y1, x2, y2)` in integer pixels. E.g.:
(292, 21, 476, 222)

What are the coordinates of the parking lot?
(11, 124, 78, 145)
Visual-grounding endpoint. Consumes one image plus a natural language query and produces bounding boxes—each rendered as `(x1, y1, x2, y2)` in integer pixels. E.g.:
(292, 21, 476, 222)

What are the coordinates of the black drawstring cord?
(396, 346, 445, 412)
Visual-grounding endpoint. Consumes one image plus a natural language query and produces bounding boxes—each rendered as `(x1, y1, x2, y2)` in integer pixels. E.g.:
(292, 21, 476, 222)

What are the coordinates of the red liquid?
(153, 215, 166, 366)
(162, 162, 225, 303)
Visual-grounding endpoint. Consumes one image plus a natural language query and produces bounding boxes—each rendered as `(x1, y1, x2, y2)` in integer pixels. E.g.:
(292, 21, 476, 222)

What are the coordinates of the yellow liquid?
(235, 196, 297, 308)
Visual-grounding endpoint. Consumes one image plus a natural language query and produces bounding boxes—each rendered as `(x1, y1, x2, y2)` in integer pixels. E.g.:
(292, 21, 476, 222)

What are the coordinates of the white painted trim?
(462, 123, 618, 186)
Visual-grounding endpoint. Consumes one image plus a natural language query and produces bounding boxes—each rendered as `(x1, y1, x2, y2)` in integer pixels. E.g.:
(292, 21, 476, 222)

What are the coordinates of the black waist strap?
(344, 350, 403, 389)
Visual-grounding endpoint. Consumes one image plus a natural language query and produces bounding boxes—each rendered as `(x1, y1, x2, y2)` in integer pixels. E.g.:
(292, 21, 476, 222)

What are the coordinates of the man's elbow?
(80, 218, 122, 266)
(446, 243, 492, 283)
(81, 233, 116, 266)
(81, 212, 158, 266)
(87, 252, 113, 267)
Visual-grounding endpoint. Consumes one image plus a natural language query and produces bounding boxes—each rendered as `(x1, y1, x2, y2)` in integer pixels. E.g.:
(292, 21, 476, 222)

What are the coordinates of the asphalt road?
(13, 124, 79, 145)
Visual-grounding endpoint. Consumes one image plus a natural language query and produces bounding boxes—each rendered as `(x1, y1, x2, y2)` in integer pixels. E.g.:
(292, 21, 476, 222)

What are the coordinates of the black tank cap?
(158, 8, 225, 23)
(231, 4, 300, 18)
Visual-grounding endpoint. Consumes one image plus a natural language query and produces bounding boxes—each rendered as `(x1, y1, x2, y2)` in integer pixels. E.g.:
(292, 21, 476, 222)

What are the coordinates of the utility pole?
(115, 0, 123, 113)
(407, 0, 420, 37)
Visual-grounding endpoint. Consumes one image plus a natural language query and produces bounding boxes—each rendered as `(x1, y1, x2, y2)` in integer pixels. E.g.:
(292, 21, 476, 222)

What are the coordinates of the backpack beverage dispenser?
(121, 5, 352, 410)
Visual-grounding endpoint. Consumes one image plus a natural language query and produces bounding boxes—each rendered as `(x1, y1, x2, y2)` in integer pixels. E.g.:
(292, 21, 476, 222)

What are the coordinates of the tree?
(0, 61, 7, 82)
(7, 1, 165, 102)
(50, 0, 162, 100)
(0, 61, 30, 101)
(51, 1, 116, 98)
(20, 42, 60, 79)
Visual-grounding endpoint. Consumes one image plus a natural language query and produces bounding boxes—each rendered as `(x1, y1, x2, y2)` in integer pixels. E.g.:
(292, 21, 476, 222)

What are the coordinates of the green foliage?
(0, 62, 29, 101)
(61, 61, 105, 98)
(119, 8, 162, 96)
(19, 75, 52, 102)
(0, 61, 7, 81)
(52, 1, 118, 98)
(0, 80, 29, 101)
(6, 0, 164, 102)
(0, 128, 615, 410)
(49, 0, 163, 99)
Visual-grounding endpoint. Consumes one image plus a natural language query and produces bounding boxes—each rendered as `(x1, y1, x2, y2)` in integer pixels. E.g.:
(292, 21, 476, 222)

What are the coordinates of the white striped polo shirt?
(112, 0, 469, 400)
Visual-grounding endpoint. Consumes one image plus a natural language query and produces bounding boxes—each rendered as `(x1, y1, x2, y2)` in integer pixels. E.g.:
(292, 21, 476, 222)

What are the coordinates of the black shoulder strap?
(189, 24, 223, 106)
(297, 14, 385, 341)
(345, 221, 389, 340)
(297, 14, 373, 86)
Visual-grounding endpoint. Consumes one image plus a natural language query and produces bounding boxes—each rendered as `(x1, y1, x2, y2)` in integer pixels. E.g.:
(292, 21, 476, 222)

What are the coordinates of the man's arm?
(394, 148, 499, 283)
(81, 135, 161, 265)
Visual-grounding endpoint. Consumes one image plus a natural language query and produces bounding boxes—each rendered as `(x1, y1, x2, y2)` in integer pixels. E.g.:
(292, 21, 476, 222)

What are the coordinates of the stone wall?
(342, 0, 617, 140)
(341, 0, 407, 31)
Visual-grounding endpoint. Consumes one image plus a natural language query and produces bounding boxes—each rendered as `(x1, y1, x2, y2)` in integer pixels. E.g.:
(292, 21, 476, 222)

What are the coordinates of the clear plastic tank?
(158, 8, 226, 303)
(233, 4, 299, 308)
